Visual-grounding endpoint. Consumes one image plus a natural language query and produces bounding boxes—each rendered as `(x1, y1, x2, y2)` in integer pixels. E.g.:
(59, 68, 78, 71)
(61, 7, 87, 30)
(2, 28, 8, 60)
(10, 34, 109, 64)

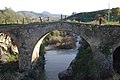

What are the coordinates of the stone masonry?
(0, 22, 120, 75)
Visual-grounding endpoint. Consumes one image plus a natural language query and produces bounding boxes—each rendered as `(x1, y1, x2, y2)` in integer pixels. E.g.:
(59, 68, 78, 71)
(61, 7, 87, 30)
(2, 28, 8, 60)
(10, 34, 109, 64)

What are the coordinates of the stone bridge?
(0, 22, 120, 73)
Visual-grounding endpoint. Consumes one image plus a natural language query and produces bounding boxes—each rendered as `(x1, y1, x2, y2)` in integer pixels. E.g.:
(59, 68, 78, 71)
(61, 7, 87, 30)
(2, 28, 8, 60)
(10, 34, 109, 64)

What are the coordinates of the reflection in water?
(45, 36, 81, 80)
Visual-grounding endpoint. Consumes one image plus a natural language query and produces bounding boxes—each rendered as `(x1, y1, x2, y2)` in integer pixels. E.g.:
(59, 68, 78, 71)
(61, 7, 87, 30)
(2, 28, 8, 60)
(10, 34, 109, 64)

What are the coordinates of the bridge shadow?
(113, 46, 120, 74)
(0, 61, 19, 73)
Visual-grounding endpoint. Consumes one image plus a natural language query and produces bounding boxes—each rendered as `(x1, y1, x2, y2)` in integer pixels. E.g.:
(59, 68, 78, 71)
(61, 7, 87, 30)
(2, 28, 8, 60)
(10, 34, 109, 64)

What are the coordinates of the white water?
(45, 36, 81, 80)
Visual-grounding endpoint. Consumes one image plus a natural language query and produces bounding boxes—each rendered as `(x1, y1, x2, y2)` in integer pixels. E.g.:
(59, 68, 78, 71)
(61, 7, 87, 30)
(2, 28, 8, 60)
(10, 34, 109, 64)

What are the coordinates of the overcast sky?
(0, 0, 120, 15)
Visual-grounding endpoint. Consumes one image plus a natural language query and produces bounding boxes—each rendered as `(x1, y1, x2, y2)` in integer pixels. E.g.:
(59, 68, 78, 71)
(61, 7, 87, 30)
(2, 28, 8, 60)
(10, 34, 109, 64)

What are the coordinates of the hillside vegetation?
(0, 7, 31, 24)
(1, 7, 120, 24)
(43, 30, 76, 50)
(0, 7, 61, 24)
(67, 7, 120, 23)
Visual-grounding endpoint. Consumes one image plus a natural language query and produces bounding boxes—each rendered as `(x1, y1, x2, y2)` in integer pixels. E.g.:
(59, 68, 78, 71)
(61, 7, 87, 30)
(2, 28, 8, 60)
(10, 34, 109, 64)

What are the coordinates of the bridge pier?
(92, 45, 113, 79)
(17, 29, 34, 71)
(19, 47, 32, 71)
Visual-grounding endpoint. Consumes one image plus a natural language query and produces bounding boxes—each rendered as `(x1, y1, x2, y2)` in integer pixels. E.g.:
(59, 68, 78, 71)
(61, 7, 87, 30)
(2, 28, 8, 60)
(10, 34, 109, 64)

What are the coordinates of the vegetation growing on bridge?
(99, 45, 110, 58)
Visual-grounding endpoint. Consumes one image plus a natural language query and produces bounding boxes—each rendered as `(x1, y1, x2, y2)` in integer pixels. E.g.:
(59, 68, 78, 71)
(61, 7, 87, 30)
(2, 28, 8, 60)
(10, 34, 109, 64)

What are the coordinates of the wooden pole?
(47, 17, 49, 22)
(5, 20, 7, 24)
(23, 18, 24, 24)
(39, 17, 42, 23)
(61, 14, 63, 21)
(65, 15, 67, 20)
(17, 20, 19, 24)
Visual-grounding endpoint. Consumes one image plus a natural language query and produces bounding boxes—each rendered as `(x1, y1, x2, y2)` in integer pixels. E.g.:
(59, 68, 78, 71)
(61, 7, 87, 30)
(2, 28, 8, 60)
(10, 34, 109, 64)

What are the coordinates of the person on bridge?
(99, 16, 102, 25)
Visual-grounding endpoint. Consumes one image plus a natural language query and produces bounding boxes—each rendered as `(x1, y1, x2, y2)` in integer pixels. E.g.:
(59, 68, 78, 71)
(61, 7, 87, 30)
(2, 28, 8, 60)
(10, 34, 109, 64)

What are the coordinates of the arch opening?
(113, 46, 120, 74)
(31, 30, 95, 80)
(31, 32, 50, 63)
(0, 33, 19, 73)
(31, 30, 80, 64)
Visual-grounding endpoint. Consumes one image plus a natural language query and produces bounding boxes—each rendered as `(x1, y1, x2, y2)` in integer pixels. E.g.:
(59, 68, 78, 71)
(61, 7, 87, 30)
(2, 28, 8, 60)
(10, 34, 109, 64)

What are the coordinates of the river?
(44, 36, 81, 80)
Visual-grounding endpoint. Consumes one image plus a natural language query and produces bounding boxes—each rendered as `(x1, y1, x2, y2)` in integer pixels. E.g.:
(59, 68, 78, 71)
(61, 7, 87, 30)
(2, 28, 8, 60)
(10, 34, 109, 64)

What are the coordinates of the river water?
(44, 36, 81, 80)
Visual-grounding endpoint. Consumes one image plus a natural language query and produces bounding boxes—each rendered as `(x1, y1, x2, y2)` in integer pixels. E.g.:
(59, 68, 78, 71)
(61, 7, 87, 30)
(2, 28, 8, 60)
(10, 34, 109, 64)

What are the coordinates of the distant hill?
(67, 7, 120, 22)
(0, 8, 62, 24)
(1, 7, 119, 24)
(18, 11, 61, 21)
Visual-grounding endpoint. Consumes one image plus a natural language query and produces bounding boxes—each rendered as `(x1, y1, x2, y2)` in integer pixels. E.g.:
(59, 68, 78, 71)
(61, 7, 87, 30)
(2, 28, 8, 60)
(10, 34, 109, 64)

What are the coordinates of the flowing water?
(45, 36, 81, 80)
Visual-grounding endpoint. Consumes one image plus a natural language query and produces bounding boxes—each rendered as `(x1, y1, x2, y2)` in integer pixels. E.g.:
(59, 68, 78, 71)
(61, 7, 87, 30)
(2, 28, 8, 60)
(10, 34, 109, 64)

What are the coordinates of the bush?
(71, 40, 99, 80)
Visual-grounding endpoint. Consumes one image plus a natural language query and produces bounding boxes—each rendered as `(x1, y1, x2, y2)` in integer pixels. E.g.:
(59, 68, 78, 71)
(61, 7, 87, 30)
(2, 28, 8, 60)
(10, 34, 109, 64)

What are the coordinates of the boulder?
(58, 68, 73, 80)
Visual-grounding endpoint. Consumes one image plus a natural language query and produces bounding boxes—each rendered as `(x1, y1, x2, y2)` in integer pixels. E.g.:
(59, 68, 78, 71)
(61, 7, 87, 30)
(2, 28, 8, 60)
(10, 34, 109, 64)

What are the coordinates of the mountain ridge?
(17, 11, 62, 21)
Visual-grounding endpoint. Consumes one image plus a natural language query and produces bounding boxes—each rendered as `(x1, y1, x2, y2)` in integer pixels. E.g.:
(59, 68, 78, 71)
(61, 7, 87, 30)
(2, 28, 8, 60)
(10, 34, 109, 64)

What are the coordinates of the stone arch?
(31, 29, 92, 79)
(113, 46, 120, 74)
(31, 32, 50, 63)
(31, 27, 94, 67)
(22, 22, 100, 72)
(0, 30, 19, 47)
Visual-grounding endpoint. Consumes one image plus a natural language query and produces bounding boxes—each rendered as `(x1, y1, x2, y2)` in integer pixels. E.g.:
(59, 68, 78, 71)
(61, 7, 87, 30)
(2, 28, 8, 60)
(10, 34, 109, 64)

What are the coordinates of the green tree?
(112, 7, 120, 16)
(0, 7, 31, 24)
(95, 14, 107, 24)
(95, 14, 102, 21)
(111, 7, 120, 21)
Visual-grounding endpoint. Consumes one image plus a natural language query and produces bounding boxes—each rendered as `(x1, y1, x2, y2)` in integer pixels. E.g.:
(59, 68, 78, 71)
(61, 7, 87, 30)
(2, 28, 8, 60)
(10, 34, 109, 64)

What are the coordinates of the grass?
(65, 20, 120, 25)
(113, 73, 120, 80)
(7, 52, 18, 62)
(81, 21, 120, 25)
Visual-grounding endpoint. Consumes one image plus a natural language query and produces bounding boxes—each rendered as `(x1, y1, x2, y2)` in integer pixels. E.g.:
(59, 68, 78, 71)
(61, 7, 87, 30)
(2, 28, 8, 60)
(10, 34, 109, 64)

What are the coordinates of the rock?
(0, 54, 8, 62)
(0, 72, 25, 80)
(58, 69, 73, 80)
(0, 33, 18, 63)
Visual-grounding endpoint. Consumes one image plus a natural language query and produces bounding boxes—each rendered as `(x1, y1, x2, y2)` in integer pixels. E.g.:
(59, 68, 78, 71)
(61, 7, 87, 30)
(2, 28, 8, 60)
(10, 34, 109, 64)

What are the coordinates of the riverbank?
(58, 39, 120, 80)
(45, 43, 76, 51)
